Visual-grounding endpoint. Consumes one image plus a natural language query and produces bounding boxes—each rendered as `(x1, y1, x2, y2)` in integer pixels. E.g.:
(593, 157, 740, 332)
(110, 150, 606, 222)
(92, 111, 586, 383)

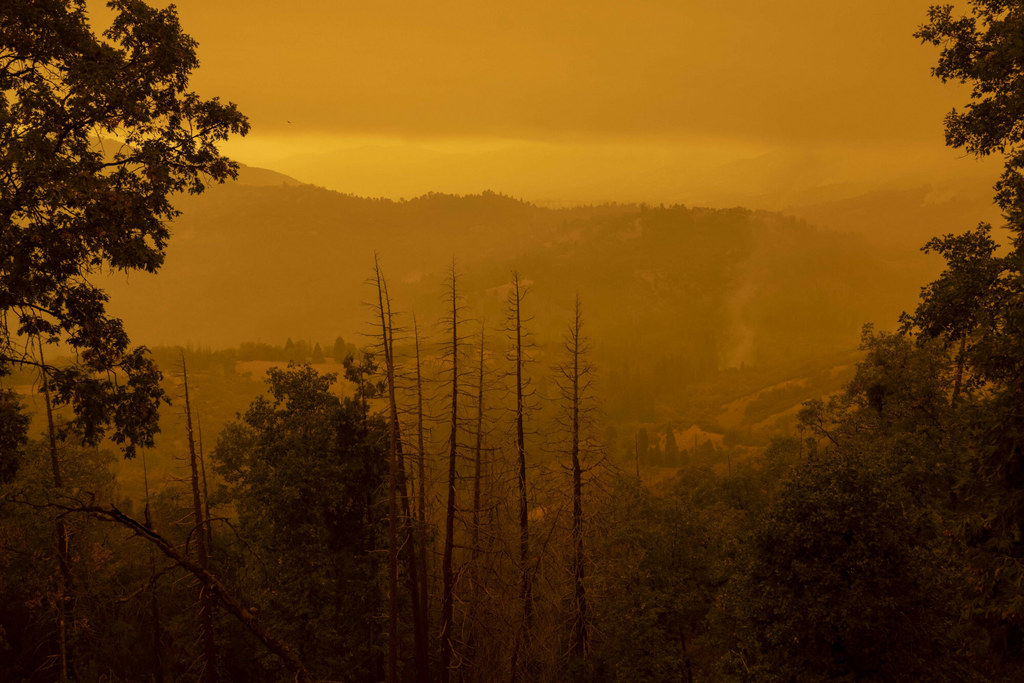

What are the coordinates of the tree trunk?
(196, 408, 214, 550)
(141, 449, 166, 683)
(508, 272, 533, 680)
(465, 323, 487, 681)
(472, 323, 486, 564)
(375, 258, 428, 680)
(413, 315, 431, 662)
(38, 340, 73, 683)
(375, 262, 401, 683)
(568, 296, 588, 660)
(441, 264, 460, 683)
(182, 355, 218, 682)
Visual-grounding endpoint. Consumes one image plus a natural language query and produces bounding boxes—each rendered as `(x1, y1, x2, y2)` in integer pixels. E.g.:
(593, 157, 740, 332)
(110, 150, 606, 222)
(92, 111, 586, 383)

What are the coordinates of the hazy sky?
(88, 1, 984, 204)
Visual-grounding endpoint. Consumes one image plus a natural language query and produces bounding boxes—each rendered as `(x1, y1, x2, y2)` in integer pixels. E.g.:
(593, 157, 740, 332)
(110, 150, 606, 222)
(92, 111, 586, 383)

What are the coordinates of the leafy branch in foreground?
(0, 0, 248, 456)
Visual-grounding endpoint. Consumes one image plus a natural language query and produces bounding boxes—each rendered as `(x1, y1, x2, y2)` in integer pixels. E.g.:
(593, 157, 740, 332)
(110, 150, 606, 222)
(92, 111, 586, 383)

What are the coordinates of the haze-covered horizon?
(83, 0, 992, 208)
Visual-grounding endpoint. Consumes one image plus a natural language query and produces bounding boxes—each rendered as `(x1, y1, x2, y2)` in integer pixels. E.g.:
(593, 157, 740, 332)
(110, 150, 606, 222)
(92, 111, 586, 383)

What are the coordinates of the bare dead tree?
(440, 260, 470, 683)
(461, 320, 490, 682)
(506, 271, 535, 680)
(559, 295, 590, 661)
(412, 314, 431, 655)
(181, 354, 217, 682)
(373, 255, 428, 680)
(374, 260, 401, 683)
(471, 322, 487, 568)
(195, 408, 214, 551)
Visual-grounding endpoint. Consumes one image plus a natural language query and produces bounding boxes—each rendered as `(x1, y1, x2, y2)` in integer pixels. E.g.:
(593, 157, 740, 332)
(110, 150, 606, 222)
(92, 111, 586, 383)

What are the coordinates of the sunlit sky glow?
(88, 0, 985, 204)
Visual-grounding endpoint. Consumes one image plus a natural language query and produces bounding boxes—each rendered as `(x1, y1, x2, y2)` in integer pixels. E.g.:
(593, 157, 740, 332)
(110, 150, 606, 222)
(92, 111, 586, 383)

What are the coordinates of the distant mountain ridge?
(96, 173, 951, 429)
(101, 177, 940, 351)
(235, 164, 304, 187)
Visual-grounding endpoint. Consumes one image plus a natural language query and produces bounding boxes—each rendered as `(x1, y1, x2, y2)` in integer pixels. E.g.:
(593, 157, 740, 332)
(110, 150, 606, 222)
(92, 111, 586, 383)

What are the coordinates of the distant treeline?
(148, 337, 359, 371)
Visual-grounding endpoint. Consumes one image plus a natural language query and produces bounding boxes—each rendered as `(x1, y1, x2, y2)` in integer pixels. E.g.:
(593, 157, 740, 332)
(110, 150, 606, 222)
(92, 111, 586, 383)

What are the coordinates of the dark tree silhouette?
(181, 356, 217, 682)
(0, 0, 247, 456)
(506, 271, 535, 678)
(439, 261, 466, 683)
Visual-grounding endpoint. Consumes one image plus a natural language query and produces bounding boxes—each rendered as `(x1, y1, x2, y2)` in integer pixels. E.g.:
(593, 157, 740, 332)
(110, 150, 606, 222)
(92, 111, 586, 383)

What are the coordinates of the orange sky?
(87, 1, 985, 204)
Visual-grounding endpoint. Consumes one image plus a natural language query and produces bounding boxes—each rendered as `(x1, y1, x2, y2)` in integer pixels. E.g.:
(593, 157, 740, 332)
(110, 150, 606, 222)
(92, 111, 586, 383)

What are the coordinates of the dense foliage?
(212, 365, 387, 681)
(0, 0, 247, 456)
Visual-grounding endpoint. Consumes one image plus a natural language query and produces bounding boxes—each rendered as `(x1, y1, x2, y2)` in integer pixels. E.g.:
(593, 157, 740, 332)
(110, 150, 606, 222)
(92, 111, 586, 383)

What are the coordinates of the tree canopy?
(913, 1, 1024, 640)
(212, 364, 387, 681)
(0, 0, 247, 455)
(917, 1, 1024, 228)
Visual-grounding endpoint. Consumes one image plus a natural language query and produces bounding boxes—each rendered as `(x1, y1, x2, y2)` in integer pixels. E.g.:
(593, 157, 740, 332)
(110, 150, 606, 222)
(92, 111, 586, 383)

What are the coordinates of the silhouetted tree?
(506, 271, 536, 678)
(439, 262, 466, 683)
(463, 320, 492, 681)
(213, 364, 383, 681)
(38, 341, 73, 681)
(723, 451, 963, 681)
(912, 2, 1024, 661)
(411, 314, 431, 662)
(0, 0, 247, 457)
(556, 295, 592, 663)
(372, 256, 427, 680)
(181, 356, 217, 682)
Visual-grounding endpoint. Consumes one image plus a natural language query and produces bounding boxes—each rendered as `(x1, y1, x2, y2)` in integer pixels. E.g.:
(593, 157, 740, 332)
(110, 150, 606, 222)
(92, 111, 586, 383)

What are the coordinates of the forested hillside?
(98, 178, 941, 440)
(105, 177, 948, 354)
